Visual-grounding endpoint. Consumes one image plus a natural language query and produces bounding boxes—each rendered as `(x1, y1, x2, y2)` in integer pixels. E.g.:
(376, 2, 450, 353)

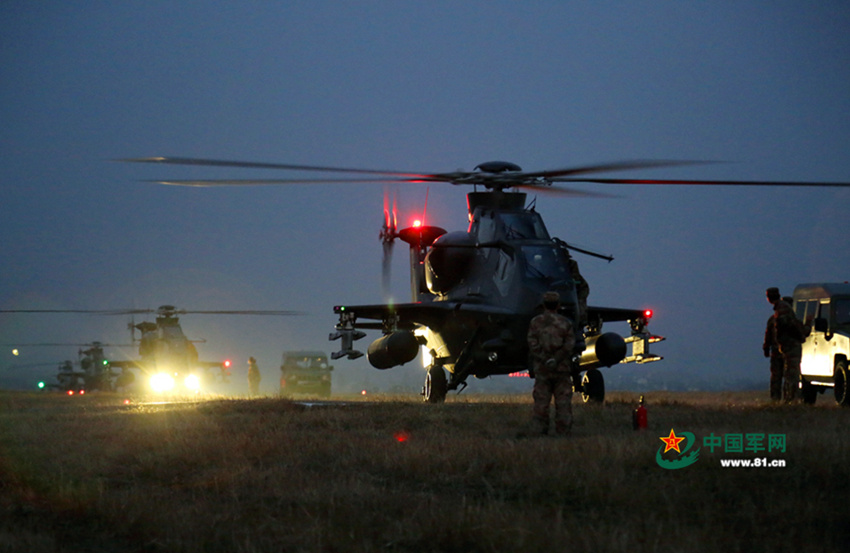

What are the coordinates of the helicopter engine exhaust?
(578, 332, 627, 370)
(367, 331, 420, 369)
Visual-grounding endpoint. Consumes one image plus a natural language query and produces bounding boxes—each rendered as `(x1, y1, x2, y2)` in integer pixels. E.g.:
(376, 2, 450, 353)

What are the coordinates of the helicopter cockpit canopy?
(470, 209, 550, 242)
(500, 212, 549, 240)
(522, 245, 571, 281)
(160, 323, 185, 341)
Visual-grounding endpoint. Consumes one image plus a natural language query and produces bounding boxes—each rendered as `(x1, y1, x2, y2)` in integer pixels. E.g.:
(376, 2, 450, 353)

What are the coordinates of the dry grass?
(1, 390, 849, 552)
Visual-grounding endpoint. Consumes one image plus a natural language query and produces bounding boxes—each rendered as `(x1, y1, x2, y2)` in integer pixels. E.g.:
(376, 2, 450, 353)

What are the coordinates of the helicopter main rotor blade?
(0, 309, 304, 316)
(122, 156, 850, 191)
(550, 177, 850, 187)
(5, 361, 70, 368)
(121, 157, 435, 179)
(146, 178, 418, 187)
(0, 342, 134, 347)
(514, 185, 620, 198)
(178, 310, 305, 315)
(0, 309, 128, 314)
(521, 159, 716, 179)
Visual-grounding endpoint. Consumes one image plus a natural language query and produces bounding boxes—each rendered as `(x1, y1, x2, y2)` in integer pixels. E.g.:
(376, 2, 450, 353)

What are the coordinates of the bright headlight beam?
(184, 374, 201, 391)
(150, 373, 175, 393)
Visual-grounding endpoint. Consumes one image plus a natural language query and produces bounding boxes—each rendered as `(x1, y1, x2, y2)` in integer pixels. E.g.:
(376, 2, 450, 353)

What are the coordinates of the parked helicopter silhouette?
(2, 340, 132, 393)
(123, 156, 850, 402)
(1, 305, 299, 393)
(60, 341, 140, 392)
(75, 341, 135, 392)
(51, 360, 86, 393)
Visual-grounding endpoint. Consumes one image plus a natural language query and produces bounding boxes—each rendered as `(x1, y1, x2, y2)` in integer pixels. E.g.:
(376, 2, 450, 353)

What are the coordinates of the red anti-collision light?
(644, 309, 653, 319)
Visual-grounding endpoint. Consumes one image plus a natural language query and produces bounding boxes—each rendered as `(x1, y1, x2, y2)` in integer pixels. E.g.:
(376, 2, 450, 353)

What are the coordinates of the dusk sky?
(2, 2, 849, 394)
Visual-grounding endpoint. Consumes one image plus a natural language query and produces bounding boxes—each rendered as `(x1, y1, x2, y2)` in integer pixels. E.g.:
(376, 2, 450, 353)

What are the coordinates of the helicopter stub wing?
(587, 305, 650, 324)
(107, 359, 143, 370)
(585, 305, 664, 366)
(334, 302, 652, 335)
(331, 301, 516, 360)
(334, 301, 515, 328)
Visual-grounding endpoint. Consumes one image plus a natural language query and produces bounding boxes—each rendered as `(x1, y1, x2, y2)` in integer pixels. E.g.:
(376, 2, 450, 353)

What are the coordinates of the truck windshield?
(285, 357, 328, 369)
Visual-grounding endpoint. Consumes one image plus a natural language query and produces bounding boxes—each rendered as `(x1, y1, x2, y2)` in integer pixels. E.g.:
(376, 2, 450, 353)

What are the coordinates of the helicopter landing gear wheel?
(581, 369, 605, 403)
(423, 365, 447, 403)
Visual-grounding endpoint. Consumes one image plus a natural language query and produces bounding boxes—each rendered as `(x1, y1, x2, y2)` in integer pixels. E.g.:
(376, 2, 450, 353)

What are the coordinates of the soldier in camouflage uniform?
(527, 291, 576, 436)
(762, 290, 784, 401)
(766, 287, 805, 402)
(568, 256, 589, 329)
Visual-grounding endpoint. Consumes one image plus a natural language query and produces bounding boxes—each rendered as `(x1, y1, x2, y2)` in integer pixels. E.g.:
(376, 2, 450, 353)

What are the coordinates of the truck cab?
(793, 283, 850, 405)
(279, 351, 333, 397)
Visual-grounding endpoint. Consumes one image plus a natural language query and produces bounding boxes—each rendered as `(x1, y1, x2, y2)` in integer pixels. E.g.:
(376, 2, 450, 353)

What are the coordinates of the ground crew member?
(766, 288, 805, 402)
(527, 291, 576, 436)
(568, 256, 589, 330)
(247, 356, 261, 396)
(763, 291, 783, 401)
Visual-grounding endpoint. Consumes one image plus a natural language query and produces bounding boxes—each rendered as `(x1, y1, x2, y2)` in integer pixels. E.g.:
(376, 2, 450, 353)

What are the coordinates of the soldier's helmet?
(248, 356, 256, 364)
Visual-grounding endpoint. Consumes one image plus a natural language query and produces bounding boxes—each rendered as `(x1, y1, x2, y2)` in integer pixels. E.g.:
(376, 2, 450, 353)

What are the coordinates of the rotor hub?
(474, 161, 523, 173)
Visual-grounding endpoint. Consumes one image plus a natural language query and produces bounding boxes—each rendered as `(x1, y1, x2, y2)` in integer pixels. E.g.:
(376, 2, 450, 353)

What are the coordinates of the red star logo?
(660, 429, 686, 453)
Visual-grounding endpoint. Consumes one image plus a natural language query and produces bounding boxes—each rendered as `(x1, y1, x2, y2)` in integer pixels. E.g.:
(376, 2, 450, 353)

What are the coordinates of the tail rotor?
(380, 188, 398, 299)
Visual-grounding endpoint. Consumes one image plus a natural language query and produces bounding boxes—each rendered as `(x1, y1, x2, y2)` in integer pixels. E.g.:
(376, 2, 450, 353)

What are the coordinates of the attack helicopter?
(50, 360, 87, 393)
(1, 305, 299, 393)
(2, 340, 134, 393)
(71, 341, 138, 392)
(123, 156, 850, 402)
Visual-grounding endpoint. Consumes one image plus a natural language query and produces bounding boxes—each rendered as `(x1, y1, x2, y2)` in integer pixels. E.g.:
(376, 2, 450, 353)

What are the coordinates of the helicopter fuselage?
(332, 189, 662, 401)
(415, 192, 581, 376)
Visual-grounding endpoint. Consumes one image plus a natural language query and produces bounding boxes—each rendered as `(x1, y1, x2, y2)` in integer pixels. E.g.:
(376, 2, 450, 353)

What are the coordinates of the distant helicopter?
(76, 341, 133, 391)
(1, 305, 300, 393)
(52, 360, 86, 393)
(122, 156, 850, 402)
(3, 340, 131, 393)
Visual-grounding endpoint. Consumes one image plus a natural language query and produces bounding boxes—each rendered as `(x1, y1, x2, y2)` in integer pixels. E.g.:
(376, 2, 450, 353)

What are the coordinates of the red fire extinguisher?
(632, 395, 648, 430)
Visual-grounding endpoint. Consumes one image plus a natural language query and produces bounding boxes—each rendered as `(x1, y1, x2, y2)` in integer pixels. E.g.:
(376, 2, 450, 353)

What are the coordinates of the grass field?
(1, 389, 848, 552)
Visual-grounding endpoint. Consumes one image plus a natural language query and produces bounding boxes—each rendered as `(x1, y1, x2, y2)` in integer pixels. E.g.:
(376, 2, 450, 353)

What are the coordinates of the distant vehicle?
(280, 351, 333, 397)
(793, 283, 850, 405)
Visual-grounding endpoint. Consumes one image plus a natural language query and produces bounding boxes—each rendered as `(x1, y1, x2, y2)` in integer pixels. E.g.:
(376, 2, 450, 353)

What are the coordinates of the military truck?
(793, 283, 850, 405)
(279, 351, 333, 397)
